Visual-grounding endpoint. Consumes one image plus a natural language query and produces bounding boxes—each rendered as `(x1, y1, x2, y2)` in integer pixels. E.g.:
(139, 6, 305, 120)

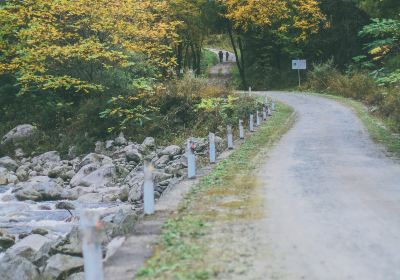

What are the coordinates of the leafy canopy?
(0, 0, 179, 94)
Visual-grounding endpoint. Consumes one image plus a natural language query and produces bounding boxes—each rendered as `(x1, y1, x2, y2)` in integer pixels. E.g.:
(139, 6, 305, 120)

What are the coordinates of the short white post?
(272, 101, 276, 111)
(143, 161, 154, 215)
(209, 132, 216, 163)
(248, 86, 252, 94)
(239, 119, 244, 139)
(262, 107, 267, 121)
(80, 210, 104, 280)
(267, 105, 272, 116)
(249, 114, 254, 132)
(256, 110, 261, 126)
(187, 139, 196, 179)
(227, 125, 234, 149)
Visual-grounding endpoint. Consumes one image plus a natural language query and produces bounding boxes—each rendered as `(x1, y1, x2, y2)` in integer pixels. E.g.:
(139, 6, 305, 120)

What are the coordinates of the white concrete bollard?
(239, 119, 244, 139)
(80, 210, 104, 280)
(248, 86, 252, 94)
(249, 114, 254, 132)
(272, 102, 276, 111)
(143, 161, 154, 215)
(187, 139, 196, 179)
(256, 110, 261, 126)
(262, 107, 267, 121)
(227, 125, 234, 149)
(209, 132, 216, 163)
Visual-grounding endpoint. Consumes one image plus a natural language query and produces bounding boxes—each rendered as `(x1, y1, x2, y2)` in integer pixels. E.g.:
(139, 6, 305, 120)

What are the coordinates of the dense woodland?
(0, 0, 399, 156)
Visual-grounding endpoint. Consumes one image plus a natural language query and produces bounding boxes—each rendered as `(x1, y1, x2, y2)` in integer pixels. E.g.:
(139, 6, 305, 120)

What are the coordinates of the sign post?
(292, 59, 307, 87)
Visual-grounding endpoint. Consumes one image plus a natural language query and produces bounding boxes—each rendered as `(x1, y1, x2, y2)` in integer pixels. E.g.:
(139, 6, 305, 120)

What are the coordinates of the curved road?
(258, 92, 400, 280)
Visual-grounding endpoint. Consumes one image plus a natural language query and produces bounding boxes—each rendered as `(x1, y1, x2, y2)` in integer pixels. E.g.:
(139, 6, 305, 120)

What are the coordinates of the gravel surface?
(257, 92, 400, 280)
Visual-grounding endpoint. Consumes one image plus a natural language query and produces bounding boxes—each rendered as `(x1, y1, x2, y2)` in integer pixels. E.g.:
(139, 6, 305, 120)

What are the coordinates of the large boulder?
(161, 145, 181, 157)
(0, 156, 18, 172)
(32, 151, 61, 164)
(70, 164, 116, 188)
(52, 227, 82, 256)
(0, 167, 17, 185)
(165, 157, 187, 176)
(1, 124, 37, 145)
(0, 253, 39, 280)
(139, 137, 155, 154)
(7, 234, 53, 265)
(0, 235, 15, 251)
(153, 155, 170, 169)
(48, 165, 75, 181)
(126, 172, 144, 202)
(114, 132, 127, 146)
(124, 145, 142, 163)
(14, 176, 64, 201)
(43, 254, 83, 279)
(78, 153, 112, 170)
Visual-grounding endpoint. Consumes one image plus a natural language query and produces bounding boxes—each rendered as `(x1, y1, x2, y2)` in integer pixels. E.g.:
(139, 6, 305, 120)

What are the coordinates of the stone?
(114, 132, 127, 146)
(124, 145, 142, 163)
(0, 236, 15, 250)
(31, 228, 48, 235)
(16, 166, 29, 181)
(165, 158, 187, 176)
(68, 145, 78, 159)
(118, 185, 130, 202)
(32, 151, 61, 164)
(139, 137, 155, 154)
(14, 176, 64, 201)
(48, 165, 75, 181)
(67, 272, 85, 280)
(55, 201, 75, 210)
(190, 137, 208, 154)
(1, 124, 37, 145)
(153, 171, 173, 184)
(105, 140, 114, 150)
(70, 163, 116, 188)
(0, 167, 18, 185)
(126, 172, 144, 202)
(0, 252, 39, 280)
(53, 227, 82, 256)
(161, 145, 181, 157)
(43, 254, 83, 279)
(154, 155, 170, 168)
(7, 234, 52, 264)
(78, 153, 112, 169)
(0, 156, 18, 172)
(15, 148, 26, 158)
(94, 141, 104, 153)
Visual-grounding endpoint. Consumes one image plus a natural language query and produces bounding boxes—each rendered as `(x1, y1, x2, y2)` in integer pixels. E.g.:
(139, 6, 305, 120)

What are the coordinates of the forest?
(0, 0, 399, 156)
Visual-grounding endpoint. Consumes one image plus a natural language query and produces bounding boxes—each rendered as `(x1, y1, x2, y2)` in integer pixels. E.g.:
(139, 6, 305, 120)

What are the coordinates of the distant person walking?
(225, 51, 229, 62)
(218, 50, 223, 63)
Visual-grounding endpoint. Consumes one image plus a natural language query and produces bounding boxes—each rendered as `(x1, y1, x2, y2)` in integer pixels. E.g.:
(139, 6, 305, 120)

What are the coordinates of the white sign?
(292, 59, 307, 70)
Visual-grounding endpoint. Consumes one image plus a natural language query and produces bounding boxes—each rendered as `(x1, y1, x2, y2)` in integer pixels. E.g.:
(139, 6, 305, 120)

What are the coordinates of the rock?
(67, 272, 85, 280)
(0, 156, 18, 172)
(161, 145, 181, 157)
(32, 151, 61, 164)
(126, 172, 144, 202)
(165, 158, 187, 176)
(14, 176, 64, 201)
(1, 124, 37, 145)
(78, 153, 112, 169)
(15, 148, 26, 158)
(114, 132, 127, 146)
(154, 155, 170, 169)
(31, 228, 48, 236)
(105, 140, 114, 150)
(94, 141, 104, 154)
(215, 135, 226, 152)
(70, 164, 116, 188)
(0, 167, 18, 185)
(7, 234, 52, 264)
(43, 254, 83, 279)
(153, 171, 173, 184)
(139, 137, 155, 154)
(53, 227, 82, 256)
(124, 145, 142, 163)
(118, 185, 129, 202)
(68, 146, 78, 159)
(0, 236, 15, 250)
(190, 137, 208, 154)
(55, 201, 75, 210)
(48, 165, 75, 181)
(0, 252, 39, 280)
(16, 166, 29, 181)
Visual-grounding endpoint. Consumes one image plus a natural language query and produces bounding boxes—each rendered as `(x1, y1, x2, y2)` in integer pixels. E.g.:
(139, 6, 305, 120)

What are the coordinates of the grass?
(306, 92, 400, 158)
(135, 103, 295, 279)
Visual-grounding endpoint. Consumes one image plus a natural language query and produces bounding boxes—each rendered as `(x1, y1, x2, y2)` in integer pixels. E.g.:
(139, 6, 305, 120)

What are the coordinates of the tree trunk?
(227, 23, 248, 89)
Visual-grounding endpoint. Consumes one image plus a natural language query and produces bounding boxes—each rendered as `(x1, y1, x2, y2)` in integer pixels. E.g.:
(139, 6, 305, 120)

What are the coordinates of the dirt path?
(206, 48, 236, 86)
(256, 91, 400, 279)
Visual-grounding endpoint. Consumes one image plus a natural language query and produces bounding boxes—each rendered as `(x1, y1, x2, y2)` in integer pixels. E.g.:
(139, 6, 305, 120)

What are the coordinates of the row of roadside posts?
(79, 97, 276, 280)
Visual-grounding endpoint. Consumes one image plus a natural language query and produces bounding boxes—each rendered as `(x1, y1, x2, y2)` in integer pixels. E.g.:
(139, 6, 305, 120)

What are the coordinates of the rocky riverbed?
(0, 124, 226, 279)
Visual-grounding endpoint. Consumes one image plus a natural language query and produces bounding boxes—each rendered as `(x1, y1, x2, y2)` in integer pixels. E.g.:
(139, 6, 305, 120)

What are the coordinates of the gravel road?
(258, 92, 400, 280)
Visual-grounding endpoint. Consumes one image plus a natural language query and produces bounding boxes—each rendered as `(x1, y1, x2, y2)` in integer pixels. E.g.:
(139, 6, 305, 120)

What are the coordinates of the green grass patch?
(135, 103, 294, 279)
(309, 92, 400, 158)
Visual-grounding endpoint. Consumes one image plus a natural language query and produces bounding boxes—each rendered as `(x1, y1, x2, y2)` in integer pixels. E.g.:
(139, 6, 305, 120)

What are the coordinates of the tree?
(0, 0, 179, 94)
(218, 0, 325, 89)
